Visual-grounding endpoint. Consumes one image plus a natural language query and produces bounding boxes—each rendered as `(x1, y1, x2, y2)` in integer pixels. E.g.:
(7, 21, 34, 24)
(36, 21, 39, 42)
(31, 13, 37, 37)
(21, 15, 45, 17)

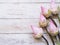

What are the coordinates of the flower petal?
(39, 13, 48, 27)
(47, 19, 58, 36)
(31, 25, 43, 38)
(50, 0, 58, 15)
(41, 6, 51, 18)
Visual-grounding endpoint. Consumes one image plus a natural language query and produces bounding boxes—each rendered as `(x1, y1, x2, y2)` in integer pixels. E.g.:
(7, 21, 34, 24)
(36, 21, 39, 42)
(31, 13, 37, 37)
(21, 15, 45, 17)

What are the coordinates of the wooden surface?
(0, 0, 60, 45)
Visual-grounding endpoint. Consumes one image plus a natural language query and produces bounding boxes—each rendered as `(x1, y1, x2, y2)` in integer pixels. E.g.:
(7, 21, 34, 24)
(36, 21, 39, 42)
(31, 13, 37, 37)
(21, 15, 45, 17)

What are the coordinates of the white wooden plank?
(18, 0, 60, 2)
(0, 34, 54, 45)
(0, 19, 39, 33)
(0, 4, 48, 18)
(0, 19, 59, 33)
(0, 0, 18, 3)
(0, 0, 59, 3)
(0, 4, 59, 18)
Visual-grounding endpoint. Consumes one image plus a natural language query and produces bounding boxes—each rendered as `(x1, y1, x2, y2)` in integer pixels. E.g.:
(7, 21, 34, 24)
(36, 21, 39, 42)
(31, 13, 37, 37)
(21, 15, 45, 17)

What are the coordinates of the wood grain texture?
(0, 4, 49, 18)
(0, 19, 59, 33)
(18, 0, 60, 2)
(0, 4, 59, 18)
(0, 0, 59, 45)
(0, 19, 38, 33)
(0, 0, 59, 3)
(0, 34, 55, 45)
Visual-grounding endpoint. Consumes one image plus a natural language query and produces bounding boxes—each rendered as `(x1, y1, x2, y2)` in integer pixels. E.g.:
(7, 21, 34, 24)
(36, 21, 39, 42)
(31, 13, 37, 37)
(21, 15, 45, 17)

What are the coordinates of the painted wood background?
(0, 0, 60, 45)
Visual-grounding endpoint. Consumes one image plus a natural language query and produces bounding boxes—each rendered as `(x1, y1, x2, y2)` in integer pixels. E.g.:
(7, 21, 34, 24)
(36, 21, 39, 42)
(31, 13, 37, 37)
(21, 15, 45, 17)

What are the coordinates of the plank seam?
(0, 33, 47, 34)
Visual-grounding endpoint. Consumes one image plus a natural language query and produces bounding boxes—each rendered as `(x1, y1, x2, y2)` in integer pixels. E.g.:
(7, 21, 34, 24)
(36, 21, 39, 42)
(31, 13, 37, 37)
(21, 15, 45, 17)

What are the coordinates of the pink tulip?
(50, 0, 58, 15)
(41, 6, 51, 18)
(47, 19, 58, 36)
(31, 25, 43, 38)
(39, 13, 48, 27)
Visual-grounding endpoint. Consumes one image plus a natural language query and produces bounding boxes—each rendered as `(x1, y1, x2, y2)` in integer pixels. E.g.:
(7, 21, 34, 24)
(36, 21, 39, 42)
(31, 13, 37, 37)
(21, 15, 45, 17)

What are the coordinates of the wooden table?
(0, 0, 60, 45)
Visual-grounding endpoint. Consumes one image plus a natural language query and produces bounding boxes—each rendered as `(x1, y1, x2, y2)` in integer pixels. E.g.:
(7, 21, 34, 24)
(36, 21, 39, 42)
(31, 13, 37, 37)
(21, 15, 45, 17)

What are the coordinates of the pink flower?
(31, 25, 43, 38)
(41, 6, 51, 18)
(47, 19, 58, 36)
(39, 13, 48, 27)
(50, 0, 58, 15)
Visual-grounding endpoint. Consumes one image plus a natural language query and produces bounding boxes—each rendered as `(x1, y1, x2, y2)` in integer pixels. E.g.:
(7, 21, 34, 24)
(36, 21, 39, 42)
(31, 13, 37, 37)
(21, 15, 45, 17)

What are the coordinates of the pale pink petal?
(31, 25, 43, 35)
(50, 0, 57, 11)
(41, 6, 48, 14)
(47, 20, 58, 36)
(40, 14, 46, 22)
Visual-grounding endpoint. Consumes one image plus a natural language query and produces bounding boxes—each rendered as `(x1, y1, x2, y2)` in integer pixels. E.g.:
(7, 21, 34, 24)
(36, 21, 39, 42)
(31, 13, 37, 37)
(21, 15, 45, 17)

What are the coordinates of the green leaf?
(57, 42, 60, 45)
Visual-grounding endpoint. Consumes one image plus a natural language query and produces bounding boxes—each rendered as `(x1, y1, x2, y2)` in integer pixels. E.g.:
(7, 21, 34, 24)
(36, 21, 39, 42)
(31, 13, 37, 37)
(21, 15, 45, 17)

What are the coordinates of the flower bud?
(39, 14, 48, 27)
(41, 6, 51, 18)
(31, 25, 43, 38)
(50, 0, 59, 15)
(47, 19, 58, 36)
